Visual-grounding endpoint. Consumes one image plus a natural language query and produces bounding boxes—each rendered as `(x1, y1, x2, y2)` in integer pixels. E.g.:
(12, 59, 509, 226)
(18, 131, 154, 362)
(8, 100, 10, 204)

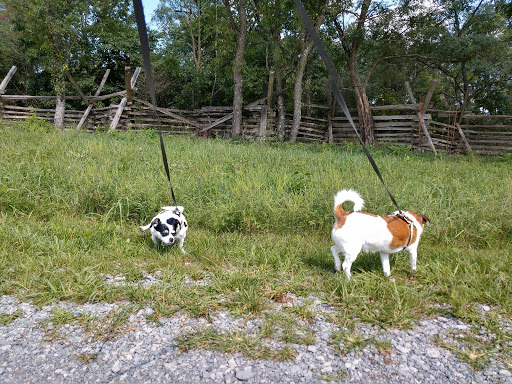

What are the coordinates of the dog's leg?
(331, 246, 342, 272)
(341, 253, 357, 280)
(139, 223, 151, 232)
(408, 245, 418, 271)
(151, 233, 159, 246)
(178, 237, 187, 254)
(380, 252, 391, 277)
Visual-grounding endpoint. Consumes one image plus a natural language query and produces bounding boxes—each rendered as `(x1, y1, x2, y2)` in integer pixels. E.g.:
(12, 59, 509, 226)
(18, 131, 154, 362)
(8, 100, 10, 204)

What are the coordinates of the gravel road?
(1, 293, 511, 384)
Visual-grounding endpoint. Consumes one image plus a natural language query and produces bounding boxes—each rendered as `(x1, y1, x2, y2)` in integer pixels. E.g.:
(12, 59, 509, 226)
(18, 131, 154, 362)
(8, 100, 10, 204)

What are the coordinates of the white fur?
(333, 189, 364, 212)
(140, 206, 188, 253)
(331, 190, 426, 279)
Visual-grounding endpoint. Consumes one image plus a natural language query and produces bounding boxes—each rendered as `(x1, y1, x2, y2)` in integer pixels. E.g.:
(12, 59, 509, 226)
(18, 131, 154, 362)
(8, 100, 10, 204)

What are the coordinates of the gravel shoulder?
(1, 294, 511, 384)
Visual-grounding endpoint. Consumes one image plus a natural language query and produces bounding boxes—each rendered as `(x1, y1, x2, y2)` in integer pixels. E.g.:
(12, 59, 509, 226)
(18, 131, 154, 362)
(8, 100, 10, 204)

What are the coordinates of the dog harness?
(395, 211, 415, 248)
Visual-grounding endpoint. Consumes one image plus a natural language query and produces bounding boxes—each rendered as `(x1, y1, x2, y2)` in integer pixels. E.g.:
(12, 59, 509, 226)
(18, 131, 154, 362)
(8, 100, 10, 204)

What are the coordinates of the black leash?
(133, 0, 177, 208)
(293, 0, 402, 212)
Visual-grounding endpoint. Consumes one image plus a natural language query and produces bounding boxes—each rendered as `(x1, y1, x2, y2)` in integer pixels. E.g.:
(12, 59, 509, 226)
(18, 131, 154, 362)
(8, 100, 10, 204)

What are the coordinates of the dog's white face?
(150, 215, 181, 245)
(140, 206, 188, 253)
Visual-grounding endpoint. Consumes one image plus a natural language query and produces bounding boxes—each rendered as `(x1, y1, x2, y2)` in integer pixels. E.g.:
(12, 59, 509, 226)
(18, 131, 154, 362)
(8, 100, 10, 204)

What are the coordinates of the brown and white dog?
(331, 189, 429, 279)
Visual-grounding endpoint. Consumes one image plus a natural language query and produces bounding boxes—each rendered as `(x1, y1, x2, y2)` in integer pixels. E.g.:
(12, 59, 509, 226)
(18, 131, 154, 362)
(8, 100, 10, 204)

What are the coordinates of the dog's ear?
(151, 218, 160, 227)
(420, 215, 430, 224)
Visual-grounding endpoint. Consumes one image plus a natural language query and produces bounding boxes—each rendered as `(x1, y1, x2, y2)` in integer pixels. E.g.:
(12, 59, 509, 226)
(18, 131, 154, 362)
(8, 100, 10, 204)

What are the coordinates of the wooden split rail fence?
(1, 66, 511, 155)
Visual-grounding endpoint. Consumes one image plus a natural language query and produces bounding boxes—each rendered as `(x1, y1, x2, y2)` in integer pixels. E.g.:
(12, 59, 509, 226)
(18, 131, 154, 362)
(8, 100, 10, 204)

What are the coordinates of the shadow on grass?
(304, 250, 386, 276)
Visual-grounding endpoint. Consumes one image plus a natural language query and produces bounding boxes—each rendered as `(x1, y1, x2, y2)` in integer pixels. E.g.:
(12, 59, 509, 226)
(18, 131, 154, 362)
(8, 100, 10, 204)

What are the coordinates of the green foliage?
(0, 0, 510, 116)
(1, 0, 140, 101)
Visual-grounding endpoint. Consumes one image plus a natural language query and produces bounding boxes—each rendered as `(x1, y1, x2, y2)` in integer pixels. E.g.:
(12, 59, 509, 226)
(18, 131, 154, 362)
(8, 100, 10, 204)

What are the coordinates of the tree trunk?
(230, 0, 247, 138)
(276, 74, 286, 140)
(305, 56, 313, 117)
(348, 53, 375, 144)
(272, 29, 286, 140)
(54, 94, 65, 129)
(289, 40, 314, 142)
(289, 11, 325, 142)
(334, 0, 375, 144)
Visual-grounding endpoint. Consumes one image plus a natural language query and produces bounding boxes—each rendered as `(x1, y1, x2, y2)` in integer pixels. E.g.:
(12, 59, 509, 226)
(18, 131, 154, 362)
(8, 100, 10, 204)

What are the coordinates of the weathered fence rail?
(2, 100, 511, 154)
(1, 65, 511, 155)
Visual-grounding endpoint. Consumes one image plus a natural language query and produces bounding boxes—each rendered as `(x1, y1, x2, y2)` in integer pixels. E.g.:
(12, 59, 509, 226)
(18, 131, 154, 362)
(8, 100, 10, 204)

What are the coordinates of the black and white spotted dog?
(139, 206, 188, 253)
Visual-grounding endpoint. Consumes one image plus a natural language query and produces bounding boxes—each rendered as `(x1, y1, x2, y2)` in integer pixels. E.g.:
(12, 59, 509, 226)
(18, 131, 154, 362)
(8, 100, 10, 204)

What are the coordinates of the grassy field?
(1, 120, 511, 366)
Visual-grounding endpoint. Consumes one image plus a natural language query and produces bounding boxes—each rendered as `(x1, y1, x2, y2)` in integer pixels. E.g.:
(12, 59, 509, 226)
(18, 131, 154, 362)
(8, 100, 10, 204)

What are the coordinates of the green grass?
(1, 120, 511, 368)
(41, 305, 135, 343)
(0, 309, 23, 325)
(330, 327, 392, 356)
(175, 326, 297, 361)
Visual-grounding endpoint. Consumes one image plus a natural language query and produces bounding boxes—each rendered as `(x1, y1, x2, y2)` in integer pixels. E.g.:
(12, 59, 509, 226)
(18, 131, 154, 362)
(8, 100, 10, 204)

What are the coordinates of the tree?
(426, 0, 512, 114)
(155, 0, 205, 107)
(289, 5, 325, 142)
(5, 0, 90, 126)
(224, 0, 247, 137)
(3, 0, 141, 126)
(0, 8, 30, 94)
(154, 0, 235, 108)
(330, 0, 404, 144)
(358, 0, 512, 115)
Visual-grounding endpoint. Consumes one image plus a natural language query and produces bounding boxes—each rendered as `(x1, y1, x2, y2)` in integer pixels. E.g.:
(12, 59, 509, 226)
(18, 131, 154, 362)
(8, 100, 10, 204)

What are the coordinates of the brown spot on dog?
(335, 209, 378, 229)
(384, 215, 417, 249)
(334, 204, 352, 229)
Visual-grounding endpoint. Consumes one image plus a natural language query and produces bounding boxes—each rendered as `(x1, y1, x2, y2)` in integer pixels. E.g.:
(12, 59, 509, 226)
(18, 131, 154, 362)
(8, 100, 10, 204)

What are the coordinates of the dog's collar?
(396, 211, 415, 247)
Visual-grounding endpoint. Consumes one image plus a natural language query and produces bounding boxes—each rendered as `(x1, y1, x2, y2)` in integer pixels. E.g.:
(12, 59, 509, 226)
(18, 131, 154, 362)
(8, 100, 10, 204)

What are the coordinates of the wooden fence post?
(0, 66, 17, 119)
(439, 91, 473, 153)
(199, 96, 268, 134)
(423, 80, 437, 113)
(77, 69, 110, 130)
(64, 70, 89, 105)
(109, 67, 141, 131)
(456, 87, 473, 152)
(134, 97, 202, 129)
(110, 97, 128, 130)
(455, 122, 472, 152)
(405, 81, 437, 155)
(0, 66, 17, 94)
(326, 98, 335, 143)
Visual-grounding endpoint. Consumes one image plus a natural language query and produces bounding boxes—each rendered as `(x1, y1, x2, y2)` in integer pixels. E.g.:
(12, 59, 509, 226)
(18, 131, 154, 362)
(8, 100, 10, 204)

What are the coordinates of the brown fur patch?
(334, 204, 351, 229)
(384, 215, 417, 249)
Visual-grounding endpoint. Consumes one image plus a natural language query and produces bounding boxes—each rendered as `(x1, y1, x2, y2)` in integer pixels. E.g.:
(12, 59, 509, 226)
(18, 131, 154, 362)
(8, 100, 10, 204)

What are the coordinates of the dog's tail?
(333, 189, 364, 215)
